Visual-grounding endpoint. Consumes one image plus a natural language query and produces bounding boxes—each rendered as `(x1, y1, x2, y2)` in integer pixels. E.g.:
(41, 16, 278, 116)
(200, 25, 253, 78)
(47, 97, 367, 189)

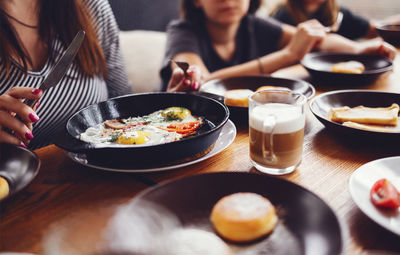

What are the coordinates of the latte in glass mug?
(249, 103, 305, 172)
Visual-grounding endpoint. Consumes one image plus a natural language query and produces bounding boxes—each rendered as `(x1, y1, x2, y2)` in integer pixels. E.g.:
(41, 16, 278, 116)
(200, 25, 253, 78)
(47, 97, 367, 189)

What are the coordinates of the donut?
(210, 192, 278, 242)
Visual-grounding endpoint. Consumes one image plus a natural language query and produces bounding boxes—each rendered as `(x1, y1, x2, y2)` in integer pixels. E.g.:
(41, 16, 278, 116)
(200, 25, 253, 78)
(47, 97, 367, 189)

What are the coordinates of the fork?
(170, 59, 190, 79)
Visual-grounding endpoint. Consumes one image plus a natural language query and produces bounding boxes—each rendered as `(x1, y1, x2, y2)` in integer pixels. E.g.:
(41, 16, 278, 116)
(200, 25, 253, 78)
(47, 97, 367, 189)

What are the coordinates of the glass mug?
(249, 89, 307, 175)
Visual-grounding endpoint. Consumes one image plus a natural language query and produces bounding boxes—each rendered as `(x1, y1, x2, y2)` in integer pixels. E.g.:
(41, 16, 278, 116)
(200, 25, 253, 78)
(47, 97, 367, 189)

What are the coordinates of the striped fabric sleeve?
(85, 0, 133, 98)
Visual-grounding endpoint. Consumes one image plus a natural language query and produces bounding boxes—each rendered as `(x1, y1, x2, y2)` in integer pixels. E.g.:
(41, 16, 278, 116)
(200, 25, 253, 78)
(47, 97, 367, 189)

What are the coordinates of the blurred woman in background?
(161, 0, 395, 91)
(271, 0, 400, 40)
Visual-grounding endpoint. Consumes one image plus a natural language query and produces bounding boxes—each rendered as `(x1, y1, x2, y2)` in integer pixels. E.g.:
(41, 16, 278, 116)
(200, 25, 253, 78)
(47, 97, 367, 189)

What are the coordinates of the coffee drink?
(249, 103, 305, 170)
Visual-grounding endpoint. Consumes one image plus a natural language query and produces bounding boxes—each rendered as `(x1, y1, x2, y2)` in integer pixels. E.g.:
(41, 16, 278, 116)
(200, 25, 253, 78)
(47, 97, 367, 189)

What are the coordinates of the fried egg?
(80, 107, 202, 147)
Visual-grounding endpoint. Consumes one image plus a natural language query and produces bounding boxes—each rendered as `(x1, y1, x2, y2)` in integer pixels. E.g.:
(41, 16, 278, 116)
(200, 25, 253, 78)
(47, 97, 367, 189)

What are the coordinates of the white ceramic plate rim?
(349, 156, 400, 236)
(67, 119, 237, 173)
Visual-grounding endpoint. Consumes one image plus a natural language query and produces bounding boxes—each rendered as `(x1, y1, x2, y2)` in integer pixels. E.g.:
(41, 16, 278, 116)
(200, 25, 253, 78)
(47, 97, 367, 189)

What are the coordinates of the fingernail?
(192, 81, 199, 90)
(184, 79, 191, 85)
(29, 112, 39, 122)
(20, 142, 27, 148)
(35, 100, 40, 109)
(25, 131, 34, 140)
(32, 89, 42, 95)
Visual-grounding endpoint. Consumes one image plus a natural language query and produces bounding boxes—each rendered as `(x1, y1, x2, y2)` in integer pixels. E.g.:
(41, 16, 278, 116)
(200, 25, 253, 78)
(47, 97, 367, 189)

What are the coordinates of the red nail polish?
(25, 131, 34, 140)
(29, 112, 39, 122)
(20, 142, 27, 148)
(192, 81, 199, 90)
(35, 100, 40, 109)
(32, 89, 42, 95)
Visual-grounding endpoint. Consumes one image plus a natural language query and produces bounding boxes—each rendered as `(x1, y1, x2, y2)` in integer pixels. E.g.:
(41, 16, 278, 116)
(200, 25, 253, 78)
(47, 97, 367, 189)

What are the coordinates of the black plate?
(301, 52, 393, 85)
(132, 172, 343, 255)
(0, 143, 40, 199)
(200, 75, 315, 123)
(376, 24, 400, 47)
(309, 90, 400, 141)
(54, 92, 229, 169)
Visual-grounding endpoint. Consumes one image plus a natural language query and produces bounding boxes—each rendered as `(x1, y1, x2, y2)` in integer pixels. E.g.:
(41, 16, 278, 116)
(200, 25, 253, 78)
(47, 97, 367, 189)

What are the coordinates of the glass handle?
(261, 115, 276, 164)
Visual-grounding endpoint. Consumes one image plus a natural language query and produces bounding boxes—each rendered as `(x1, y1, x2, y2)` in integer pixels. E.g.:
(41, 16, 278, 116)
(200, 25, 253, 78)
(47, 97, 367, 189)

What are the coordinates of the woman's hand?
(356, 38, 396, 61)
(167, 65, 203, 92)
(0, 87, 42, 147)
(284, 20, 327, 62)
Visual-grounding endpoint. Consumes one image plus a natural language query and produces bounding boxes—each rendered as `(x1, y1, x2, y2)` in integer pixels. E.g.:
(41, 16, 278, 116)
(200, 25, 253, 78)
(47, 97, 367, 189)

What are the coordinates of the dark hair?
(0, 0, 107, 77)
(285, 0, 338, 26)
(180, 0, 261, 23)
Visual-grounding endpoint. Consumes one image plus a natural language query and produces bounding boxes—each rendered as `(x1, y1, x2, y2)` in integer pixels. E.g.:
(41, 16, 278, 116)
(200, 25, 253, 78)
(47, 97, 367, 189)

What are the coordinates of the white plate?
(67, 119, 236, 173)
(349, 156, 400, 236)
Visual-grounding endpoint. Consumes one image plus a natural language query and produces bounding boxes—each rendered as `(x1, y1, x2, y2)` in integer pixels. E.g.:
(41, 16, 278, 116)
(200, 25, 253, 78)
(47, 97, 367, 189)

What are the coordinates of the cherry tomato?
(158, 121, 200, 134)
(370, 178, 400, 210)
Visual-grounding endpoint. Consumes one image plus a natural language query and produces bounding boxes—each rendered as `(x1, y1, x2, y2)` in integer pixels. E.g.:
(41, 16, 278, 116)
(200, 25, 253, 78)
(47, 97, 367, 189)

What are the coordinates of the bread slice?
(342, 119, 400, 133)
(331, 61, 365, 74)
(224, 89, 253, 107)
(328, 104, 399, 126)
(256, 86, 291, 92)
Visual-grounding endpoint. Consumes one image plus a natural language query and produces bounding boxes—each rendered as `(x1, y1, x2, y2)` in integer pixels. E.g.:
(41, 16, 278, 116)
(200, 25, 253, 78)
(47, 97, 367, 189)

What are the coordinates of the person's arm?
(95, 0, 132, 98)
(162, 20, 206, 92)
(173, 20, 325, 83)
(316, 33, 396, 60)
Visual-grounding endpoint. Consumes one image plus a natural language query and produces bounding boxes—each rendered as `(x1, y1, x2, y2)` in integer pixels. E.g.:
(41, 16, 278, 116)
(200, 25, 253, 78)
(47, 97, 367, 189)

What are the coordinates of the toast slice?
(331, 61, 365, 74)
(342, 119, 400, 133)
(224, 89, 253, 107)
(328, 103, 399, 126)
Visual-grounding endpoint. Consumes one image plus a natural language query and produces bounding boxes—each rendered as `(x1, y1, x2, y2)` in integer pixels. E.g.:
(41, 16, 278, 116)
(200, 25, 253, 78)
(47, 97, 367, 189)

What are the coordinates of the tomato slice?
(370, 178, 400, 209)
(158, 121, 200, 134)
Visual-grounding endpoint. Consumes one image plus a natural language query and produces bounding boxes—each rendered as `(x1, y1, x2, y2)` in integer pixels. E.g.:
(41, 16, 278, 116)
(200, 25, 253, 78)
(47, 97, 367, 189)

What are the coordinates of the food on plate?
(159, 228, 231, 255)
(331, 61, 365, 74)
(80, 107, 203, 146)
(224, 86, 292, 107)
(342, 120, 400, 133)
(224, 89, 253, 107)
(370, 178, 400, 210)
(256, 86, 291, 92)
(210, 192, 277, 242)
(328, 104, 399, 126)
(0, 176, 9, 201)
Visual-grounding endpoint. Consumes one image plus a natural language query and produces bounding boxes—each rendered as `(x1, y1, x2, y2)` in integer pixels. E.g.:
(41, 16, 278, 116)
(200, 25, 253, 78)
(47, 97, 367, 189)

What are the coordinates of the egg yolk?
(161, 107, 191, 120)
(116, 131, 150, 145)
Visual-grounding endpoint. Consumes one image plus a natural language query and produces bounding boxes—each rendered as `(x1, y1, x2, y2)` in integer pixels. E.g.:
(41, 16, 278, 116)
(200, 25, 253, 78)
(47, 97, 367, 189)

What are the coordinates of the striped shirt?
(0, 0, 132, 149)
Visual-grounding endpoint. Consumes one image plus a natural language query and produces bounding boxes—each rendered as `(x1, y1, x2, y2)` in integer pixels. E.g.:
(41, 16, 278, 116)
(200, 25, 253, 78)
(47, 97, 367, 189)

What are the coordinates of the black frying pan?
(54, 92, 229, 169)
(200, 75, 315, 123)
(301, 52, 393, 85)
(0, 143, 40, 200)
(133, 172, 343, 255)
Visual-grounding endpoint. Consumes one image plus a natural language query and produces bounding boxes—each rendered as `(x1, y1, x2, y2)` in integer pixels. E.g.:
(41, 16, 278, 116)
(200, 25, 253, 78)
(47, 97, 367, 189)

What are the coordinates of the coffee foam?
(249, 103, 304, 134)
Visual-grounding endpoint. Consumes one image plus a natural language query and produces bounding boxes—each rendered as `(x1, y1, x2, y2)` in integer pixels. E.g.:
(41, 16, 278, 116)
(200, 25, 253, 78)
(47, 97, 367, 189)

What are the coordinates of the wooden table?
(1, 53, 400, 254)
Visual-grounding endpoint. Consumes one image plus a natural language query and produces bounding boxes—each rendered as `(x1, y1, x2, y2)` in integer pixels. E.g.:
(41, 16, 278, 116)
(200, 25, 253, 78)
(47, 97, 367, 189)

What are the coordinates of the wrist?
(280, 48, 300, 65)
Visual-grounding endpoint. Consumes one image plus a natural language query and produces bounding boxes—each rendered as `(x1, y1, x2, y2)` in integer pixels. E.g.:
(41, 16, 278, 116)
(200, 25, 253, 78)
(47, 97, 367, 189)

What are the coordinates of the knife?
(4, 30, 85, 137)
(24, 30, 86, 108)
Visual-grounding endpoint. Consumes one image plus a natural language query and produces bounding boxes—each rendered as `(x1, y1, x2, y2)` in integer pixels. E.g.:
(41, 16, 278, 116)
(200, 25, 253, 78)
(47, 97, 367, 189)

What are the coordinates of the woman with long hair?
(161, 0, 395, 90)
(0, 0, 198, 149)
(272, 0, 399, 40)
